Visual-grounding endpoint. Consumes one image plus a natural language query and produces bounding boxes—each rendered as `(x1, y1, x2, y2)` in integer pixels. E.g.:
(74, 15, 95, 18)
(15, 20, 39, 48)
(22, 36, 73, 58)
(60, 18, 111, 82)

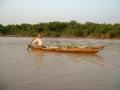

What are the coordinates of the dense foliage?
(0, 21, 120, 38)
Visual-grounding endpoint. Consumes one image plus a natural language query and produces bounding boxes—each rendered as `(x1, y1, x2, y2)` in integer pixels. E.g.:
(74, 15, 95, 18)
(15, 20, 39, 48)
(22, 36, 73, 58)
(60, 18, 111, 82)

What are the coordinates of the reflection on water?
(29, 50, 105, 68)
(0, 37, 120, 90)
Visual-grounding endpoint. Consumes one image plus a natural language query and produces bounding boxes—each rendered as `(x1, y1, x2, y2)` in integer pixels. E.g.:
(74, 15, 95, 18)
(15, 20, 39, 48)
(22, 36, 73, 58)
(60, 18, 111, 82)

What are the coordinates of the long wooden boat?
(28, 45, 104, 53)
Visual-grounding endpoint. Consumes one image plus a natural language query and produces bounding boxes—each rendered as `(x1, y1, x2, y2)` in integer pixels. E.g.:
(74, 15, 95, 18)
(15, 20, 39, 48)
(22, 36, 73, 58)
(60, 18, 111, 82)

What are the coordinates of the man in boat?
(31, 33, 43, 47)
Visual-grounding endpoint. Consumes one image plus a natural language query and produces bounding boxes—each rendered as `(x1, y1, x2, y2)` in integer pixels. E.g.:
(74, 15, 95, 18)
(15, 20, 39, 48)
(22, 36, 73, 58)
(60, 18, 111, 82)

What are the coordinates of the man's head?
(37, 33, 41, 38)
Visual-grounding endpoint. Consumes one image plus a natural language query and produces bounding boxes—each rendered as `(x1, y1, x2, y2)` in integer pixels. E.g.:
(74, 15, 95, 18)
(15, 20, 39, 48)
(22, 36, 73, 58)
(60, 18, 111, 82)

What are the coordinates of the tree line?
(0, 20, 120, 39)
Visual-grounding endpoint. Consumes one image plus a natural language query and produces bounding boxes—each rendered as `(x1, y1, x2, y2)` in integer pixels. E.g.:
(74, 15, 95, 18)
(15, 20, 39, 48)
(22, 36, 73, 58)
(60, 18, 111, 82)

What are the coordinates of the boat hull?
(28, 45, 104, 53)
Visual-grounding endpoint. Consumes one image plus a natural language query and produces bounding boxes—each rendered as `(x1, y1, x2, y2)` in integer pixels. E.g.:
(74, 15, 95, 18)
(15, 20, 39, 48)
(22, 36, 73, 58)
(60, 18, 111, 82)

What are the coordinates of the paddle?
(27, 37, 35, 50)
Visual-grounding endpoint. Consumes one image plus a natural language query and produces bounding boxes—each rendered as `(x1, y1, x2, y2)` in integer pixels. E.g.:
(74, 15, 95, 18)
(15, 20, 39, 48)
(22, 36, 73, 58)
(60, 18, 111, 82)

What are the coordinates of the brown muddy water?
(0, 37, 120, 90)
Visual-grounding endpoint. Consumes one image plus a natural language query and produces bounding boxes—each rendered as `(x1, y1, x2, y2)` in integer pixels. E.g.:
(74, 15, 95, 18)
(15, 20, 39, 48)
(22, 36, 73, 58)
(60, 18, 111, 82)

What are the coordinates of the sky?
(0, 0, 120, 25)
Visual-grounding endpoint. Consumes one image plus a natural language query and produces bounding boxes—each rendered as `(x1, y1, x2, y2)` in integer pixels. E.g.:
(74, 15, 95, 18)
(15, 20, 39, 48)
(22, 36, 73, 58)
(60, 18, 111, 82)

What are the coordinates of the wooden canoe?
(28, 45, 104, 53)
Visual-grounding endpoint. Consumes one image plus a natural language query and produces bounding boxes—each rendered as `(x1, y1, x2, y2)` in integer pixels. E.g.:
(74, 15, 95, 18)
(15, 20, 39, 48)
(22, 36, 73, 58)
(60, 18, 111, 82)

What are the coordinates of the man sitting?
(32, 33, 42, 47)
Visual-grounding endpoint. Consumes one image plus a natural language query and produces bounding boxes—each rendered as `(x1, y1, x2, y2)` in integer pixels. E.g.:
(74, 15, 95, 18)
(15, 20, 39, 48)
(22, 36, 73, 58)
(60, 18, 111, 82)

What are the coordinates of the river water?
(0, 37, 120, 90)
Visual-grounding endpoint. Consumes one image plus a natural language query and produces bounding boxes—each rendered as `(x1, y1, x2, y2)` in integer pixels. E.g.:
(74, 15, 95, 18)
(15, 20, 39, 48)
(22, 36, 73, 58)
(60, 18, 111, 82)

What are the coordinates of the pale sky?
(0, 0, 120, 25)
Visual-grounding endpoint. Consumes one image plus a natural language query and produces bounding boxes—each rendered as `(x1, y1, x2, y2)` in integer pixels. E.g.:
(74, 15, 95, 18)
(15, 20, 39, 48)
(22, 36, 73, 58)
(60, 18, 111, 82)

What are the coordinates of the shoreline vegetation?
(0, 20, 120, 39)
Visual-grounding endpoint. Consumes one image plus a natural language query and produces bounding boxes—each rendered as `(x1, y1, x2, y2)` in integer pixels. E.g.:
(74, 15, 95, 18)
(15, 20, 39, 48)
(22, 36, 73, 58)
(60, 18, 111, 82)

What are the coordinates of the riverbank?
(0, 21, 120, 39)
(0, 35, 120, 40)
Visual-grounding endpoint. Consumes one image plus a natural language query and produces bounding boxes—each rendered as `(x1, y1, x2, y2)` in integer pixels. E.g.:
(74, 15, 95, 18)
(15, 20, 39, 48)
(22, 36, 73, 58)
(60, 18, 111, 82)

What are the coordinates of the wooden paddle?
(27, 37, 36, 50)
